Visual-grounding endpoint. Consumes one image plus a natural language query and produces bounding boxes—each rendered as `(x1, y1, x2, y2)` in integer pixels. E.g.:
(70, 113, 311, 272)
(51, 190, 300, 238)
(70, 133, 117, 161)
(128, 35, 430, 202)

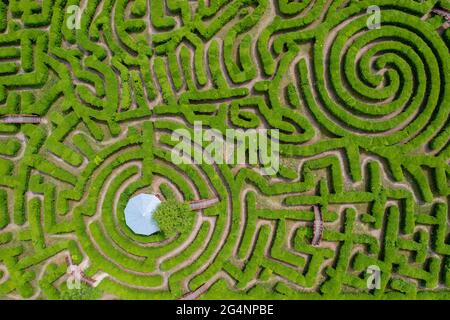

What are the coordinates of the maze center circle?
(0, 0, 448, 300)
(70, 143, 228, 294)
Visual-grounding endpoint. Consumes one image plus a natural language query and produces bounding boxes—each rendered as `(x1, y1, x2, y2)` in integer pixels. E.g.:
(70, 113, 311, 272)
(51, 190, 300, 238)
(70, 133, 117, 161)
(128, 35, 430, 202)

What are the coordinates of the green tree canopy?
(153, 200, 195, 237)
(60, 283, 102, 300)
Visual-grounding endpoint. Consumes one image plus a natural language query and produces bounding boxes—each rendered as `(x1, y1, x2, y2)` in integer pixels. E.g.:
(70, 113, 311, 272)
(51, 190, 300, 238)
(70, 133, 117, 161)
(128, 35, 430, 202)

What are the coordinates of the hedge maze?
(0, 0, 449, 300)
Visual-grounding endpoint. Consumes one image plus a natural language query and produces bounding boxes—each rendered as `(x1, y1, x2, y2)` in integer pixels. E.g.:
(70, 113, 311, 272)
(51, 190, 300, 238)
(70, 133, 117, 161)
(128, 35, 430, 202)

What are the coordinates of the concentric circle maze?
(0, 0, 449, 300)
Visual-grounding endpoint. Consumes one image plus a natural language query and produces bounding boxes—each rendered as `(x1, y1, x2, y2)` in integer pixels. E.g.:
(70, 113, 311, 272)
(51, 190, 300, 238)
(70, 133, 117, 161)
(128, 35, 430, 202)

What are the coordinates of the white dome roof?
(124, 194, 161, 235)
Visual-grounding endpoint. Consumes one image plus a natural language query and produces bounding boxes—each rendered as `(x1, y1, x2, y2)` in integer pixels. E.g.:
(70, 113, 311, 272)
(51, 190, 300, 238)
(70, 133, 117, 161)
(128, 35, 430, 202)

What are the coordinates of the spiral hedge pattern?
(0, 0, 449, 300)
